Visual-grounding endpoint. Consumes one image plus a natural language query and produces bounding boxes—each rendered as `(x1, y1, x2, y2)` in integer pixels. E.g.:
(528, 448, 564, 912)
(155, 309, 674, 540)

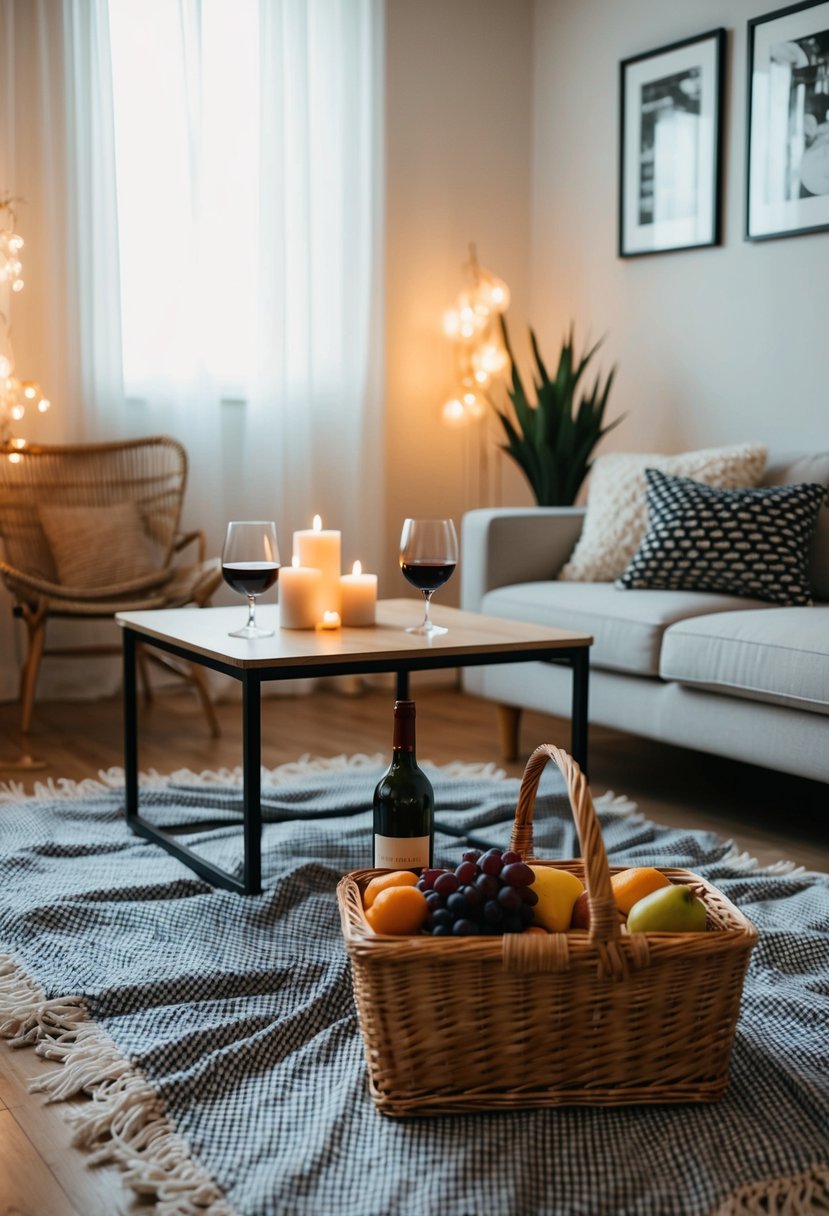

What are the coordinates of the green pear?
(626, 883, 707, 933)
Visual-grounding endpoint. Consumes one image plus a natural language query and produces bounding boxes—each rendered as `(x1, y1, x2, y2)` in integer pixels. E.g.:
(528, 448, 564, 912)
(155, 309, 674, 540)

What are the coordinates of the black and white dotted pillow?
(616, 469, 826, 606)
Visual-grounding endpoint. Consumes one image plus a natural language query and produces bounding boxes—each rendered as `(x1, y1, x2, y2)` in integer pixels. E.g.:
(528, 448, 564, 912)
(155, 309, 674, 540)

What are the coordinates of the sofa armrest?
(461, 507, 586, 611)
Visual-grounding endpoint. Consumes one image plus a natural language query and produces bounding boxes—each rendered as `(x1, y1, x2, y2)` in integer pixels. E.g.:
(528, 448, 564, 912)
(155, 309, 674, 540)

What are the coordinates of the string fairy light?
(0, 196, 51, 457)
(440, 243, 510, 429)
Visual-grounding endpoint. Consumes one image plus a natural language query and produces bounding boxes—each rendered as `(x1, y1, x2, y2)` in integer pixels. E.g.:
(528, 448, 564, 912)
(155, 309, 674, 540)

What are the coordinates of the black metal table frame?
(122, 628, 590, 895)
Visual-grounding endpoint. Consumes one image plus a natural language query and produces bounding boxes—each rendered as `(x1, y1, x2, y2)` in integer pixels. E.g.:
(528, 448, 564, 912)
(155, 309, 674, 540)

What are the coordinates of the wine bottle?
(373, 700, 434, 870)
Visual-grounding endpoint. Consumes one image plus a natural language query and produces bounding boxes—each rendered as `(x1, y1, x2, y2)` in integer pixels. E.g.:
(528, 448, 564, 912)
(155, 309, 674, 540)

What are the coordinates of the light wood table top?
(116, 599, 592, 672)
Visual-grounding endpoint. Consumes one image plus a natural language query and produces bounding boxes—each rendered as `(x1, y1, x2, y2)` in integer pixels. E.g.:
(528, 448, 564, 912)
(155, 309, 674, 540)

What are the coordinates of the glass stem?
(422, 590, 433, 629)
(246, 595, 256, 630)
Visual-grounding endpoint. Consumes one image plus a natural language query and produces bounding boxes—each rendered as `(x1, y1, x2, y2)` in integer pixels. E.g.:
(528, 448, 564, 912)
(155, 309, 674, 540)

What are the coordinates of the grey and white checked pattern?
(1, 761, 827, 1216)
(617, 469, 826, 605)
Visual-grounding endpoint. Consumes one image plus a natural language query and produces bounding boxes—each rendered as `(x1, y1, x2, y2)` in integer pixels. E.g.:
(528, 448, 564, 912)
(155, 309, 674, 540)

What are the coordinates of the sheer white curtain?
(103, 0, 385, 573)
(0, 0, 383, 702)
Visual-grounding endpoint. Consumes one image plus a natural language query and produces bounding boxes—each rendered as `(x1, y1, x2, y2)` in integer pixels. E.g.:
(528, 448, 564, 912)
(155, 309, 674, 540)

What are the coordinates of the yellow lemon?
(529, 866, 585, 932)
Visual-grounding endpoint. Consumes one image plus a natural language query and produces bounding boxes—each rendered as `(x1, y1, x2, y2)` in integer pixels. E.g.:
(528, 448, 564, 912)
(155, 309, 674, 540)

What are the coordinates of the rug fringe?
(0, 951, 233, 1215)
(710, 1165, 829, 1214)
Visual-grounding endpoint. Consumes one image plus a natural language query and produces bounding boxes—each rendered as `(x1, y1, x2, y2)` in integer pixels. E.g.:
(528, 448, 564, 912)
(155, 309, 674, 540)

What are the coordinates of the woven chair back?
(0, 436, 188, 582)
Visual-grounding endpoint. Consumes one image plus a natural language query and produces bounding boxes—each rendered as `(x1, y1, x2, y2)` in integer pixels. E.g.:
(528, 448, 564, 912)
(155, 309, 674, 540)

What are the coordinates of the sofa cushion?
(660, 607, 829, 716)
(762, 453, 829, 602)
(481, 581, 774, 676)
(558, 441, 767, 583)
(617, 471, 826, 606)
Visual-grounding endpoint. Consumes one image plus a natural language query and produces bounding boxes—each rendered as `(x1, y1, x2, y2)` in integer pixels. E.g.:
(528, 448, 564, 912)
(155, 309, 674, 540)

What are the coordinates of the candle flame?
(312, 514, 322, 531)
(352, 560, 362, 576)
(292, 554, 299, 568)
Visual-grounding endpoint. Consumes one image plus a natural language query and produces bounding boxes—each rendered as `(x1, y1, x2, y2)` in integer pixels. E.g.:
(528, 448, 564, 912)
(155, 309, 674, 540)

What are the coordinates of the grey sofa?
(461, 454, 829, 784)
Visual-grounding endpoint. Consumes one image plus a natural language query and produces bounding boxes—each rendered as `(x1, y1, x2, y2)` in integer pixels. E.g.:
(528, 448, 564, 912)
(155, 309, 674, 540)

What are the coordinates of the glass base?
(405, 622, 448, 636)
(228, 624, 275, 639)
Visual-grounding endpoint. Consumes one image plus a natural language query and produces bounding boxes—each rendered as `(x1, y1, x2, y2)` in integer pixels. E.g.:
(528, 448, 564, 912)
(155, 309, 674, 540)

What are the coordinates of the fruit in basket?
(365, 884, 429, 935)
(610, 866, 671, 915)
(528, 866, 584, 932)
(626, 883, 707, 933)
(363, 870, 420, 909)
(570, 890, 591, 930)
(420, 847, 537, 936)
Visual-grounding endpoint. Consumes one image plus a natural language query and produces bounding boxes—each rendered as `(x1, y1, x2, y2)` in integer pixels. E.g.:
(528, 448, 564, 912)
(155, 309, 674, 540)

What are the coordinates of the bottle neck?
(391, 701, 417, 758)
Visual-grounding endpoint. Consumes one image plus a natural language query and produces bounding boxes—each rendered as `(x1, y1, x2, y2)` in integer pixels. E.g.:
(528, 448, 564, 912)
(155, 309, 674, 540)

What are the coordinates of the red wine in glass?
(399, 519, 458, 635)
(222, 521, 281, 638)
(400, 561, 456, 593)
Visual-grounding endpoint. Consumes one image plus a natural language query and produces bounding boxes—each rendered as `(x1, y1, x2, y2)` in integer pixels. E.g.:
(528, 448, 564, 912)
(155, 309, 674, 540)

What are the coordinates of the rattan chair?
(0, 435, 223, 736)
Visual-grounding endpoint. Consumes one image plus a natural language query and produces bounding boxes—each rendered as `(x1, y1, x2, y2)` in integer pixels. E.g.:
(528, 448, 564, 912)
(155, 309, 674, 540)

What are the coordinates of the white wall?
(530, 0, 828, 462)
(383, 0, 534, 601)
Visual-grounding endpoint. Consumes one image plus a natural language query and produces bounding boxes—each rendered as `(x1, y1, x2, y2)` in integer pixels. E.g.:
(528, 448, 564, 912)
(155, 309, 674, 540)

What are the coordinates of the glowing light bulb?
(442, 309, 461, 339)
(441, 397, 467, 428)
(23, 384, 37, 399)
(8, 235, 23, 253)
(10, 405, 25, 421)
(474, 368, 490, 385)
(11, 278, 24, 292)
(38, 397, 51, 413)
(8, 452, 21, 464)
(0, 356, 10, 378)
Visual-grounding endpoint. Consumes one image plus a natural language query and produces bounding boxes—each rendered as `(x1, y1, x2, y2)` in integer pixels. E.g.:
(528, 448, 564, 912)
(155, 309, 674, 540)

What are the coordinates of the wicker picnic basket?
(337, 744, 758, 1116)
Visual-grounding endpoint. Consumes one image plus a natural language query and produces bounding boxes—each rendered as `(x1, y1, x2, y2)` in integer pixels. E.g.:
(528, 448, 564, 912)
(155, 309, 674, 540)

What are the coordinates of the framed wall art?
(619, 29, 726, 257)
(746, 0, 829, 240)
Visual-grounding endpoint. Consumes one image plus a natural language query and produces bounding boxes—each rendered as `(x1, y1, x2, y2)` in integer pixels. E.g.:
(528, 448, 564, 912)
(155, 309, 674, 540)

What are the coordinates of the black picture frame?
(619, 29, 726, 257)
(746, 0, 829, 241)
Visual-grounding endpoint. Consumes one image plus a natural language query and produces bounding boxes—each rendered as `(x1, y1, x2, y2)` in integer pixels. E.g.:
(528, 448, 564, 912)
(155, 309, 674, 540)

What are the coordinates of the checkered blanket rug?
(0, 756, 827, 1216)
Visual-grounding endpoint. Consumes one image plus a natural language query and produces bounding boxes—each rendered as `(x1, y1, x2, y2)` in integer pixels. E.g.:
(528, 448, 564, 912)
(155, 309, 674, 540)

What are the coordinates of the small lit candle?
(279, 556, 324, 630)
(293, 515, 342, 613)
(317, 610, 341, 630)
(339, 560, 377, 626)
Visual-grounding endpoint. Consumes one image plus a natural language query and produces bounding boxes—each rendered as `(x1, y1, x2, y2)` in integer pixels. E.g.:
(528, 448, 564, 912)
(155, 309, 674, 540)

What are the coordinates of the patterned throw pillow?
(616, 470, 827, 606)
(39, 501, 159, 590)
(558, 442, 768, 583)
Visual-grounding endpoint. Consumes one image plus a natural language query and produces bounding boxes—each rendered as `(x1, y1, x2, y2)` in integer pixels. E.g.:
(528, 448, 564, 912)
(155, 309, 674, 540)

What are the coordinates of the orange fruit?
(610, 867, 671, 916)
(363, 870, 419, 909)
(365, 885, 429, 935)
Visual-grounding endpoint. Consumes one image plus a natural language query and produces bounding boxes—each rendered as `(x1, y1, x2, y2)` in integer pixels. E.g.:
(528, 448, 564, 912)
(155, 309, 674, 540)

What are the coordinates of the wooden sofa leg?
(496, 703, 522, 762)
(20, 609, 47, 735)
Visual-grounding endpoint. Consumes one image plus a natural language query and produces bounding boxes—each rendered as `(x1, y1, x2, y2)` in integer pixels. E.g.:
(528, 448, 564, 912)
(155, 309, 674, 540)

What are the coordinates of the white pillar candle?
(339, 560, 377, 626)
(293, 515, 342, 613)
(279, 557, 324, 629)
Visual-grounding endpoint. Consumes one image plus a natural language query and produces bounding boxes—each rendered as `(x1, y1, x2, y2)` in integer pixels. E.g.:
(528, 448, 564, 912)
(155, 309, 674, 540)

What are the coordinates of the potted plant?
(494, 317, 623, 506)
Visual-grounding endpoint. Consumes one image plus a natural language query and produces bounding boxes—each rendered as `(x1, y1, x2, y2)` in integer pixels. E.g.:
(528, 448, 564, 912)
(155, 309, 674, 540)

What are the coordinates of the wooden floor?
(0, 680, 827, 1215)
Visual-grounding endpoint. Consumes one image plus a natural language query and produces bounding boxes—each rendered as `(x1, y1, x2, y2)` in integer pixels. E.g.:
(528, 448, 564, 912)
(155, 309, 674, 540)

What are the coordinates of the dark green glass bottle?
(372, 700, 434, 870)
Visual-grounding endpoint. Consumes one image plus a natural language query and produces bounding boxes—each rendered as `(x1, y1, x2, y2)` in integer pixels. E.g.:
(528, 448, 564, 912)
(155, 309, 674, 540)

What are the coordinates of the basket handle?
(509, 744, 622, 953)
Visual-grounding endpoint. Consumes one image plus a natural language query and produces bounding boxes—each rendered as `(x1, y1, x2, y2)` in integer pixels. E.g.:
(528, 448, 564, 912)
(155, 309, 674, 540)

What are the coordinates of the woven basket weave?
(337, 744, 758, 1116)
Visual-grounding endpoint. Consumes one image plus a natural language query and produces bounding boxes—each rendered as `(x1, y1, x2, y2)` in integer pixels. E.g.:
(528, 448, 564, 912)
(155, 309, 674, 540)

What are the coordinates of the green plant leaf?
(497, 317, 622, 505)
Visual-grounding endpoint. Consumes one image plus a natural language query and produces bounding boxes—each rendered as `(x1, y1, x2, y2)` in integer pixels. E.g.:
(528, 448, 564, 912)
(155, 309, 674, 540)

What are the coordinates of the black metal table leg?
(241, 670, 263, 895)
(396, 669, 410, 700)
(570, 647, 590, 777)
(123, 628, 139, 822)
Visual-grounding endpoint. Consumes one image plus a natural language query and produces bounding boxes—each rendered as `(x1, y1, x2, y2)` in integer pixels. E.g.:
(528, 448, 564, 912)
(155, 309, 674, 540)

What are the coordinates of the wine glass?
(399, 518, 458, 636)
(222, 521, 281, 638)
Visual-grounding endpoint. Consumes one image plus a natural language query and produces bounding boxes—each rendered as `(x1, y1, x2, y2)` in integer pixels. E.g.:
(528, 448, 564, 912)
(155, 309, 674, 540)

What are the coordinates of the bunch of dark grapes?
(417, 847, 538, 936)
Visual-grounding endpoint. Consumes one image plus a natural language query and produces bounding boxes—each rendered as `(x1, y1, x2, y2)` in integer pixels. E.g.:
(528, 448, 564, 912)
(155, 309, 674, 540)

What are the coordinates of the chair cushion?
(617, 471, 826, 606)
(558, 442, 767, 583)
(481, 581, 774, 676)
(660, 607, 829, 715)
(39, 501, 158, 590)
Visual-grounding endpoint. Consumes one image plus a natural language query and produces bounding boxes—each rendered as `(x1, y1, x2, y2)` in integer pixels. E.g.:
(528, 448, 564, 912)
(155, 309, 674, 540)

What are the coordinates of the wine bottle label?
(374, 833, 431, 870)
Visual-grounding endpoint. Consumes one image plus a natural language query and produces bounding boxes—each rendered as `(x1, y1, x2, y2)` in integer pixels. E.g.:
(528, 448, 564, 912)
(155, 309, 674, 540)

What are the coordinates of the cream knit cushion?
(559, 442, 768, 583)
(39, 501, 158, 590)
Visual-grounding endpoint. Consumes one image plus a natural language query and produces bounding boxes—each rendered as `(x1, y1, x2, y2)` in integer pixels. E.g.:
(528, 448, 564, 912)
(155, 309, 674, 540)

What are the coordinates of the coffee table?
(116, 599, 592, 894)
